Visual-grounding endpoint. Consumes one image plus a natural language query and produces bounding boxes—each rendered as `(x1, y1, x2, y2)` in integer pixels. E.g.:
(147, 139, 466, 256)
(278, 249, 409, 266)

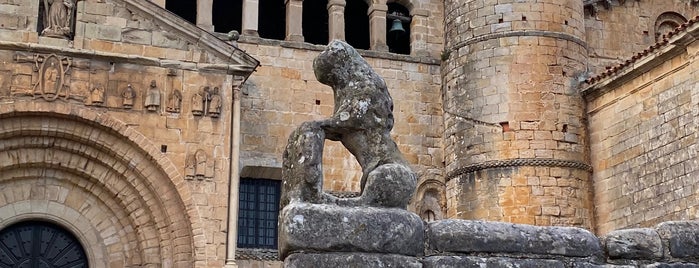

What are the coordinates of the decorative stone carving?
(191, 88, 205, 116)
(166, 89, 182, 113)
(207, 87, 222, 117)
(88, 84, 104, 106)
(29, 54, 72, 102)
(278, 41, 421, 260)
(185, 149, 212, 180)
(144, 80, 161, 112)
(41, 0, 75, 39)
(121, 84, 136, 109)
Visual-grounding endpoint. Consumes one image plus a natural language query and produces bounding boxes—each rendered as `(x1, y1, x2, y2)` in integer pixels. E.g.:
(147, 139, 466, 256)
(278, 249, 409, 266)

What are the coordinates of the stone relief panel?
(185, 149, 214, 180)
(191, 88, 205, 116)
(144, 80, 161, 112)
(166, 89, 182, 113)
(207, 87, 221, 118)
(14, 53, 73, 101)
(87, 83, 104, 106)
(191, 86, 222, 117)
(40, 0, 76, 39)
(121, 84, 136, 109)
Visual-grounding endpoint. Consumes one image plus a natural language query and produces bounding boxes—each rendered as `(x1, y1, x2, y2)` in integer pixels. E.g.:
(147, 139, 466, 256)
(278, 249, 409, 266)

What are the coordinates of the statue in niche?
(207, 87, 222, 117)
(280, 40, 416, 209)
(166, 89, 182, 113)
(121, 84, 136, 109)
(89, 84, 104, 106)
(191, 87, 206, 116)
(144, 80, 161, 112)
(41, 0, 75, 38)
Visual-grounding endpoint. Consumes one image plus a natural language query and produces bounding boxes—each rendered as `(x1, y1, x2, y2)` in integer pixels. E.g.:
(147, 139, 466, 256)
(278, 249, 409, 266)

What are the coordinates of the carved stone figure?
(41, 0, 75, 38)
(280, 40, 416, 209)
(278, 40, 422, 260)
(207, 87, 222, 117)
(191, 89, 204, 116)
(144, 80, 161, 112)
(122, 84, 136, 109)
(166, 89, 182, 113)
(195, 150, 207, 179)
(31, 54, 71, 102)
(89, 84, 104, 105)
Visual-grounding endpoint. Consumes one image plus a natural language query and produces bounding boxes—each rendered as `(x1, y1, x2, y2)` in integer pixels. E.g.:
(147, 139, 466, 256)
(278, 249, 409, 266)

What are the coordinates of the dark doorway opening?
(0, 221, 89, 267)
(303, 0, 329, 45)
(213, 0, 243, 33)
(259, 0, 286, 39)
(345, 0, 370, 50)
(166, 0, 197, 25)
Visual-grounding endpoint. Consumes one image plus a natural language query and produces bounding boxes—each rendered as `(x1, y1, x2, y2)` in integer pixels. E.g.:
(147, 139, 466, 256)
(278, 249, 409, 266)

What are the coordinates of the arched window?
(0, 221, 89, 267)
(259, 0, 286, 39)
(345, 0, 370, 50)
(386, 3, 410, 54)
(213, 0, 243, 33)
(303, 0, 330, 45)
(655, 12, 687, 42)
(166, 0, 197, 25)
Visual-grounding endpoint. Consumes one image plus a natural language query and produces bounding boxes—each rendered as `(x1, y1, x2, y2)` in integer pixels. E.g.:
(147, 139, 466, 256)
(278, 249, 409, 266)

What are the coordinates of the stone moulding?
(445, 158, 593, 182)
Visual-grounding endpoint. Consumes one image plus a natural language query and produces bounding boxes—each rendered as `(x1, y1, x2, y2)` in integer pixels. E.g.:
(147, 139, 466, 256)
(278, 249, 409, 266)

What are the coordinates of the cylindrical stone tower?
(443, 0, 593, 229)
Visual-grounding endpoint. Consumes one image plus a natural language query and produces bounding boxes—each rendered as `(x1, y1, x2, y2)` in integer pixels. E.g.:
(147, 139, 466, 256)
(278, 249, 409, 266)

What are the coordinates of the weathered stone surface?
(284, 253, 422, 268)
(656, 221, 699, 260)
(643, 263, 699, 268)
(605, 228, 663, 260)
(280, 40, 416, 209)
(278, 202, 424, 259)
(572, 263, 634, 268)
(422, 256, 566, 268)
(426, 220, 602, 258)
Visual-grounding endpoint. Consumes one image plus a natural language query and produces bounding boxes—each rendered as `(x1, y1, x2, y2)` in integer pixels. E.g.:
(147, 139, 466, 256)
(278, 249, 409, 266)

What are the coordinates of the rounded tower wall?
(443, 0, 594, 229)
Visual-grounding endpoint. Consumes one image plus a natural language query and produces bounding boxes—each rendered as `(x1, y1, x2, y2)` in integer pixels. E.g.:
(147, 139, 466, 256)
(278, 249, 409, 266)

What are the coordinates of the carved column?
(196, 0, 214, 31)
(368, 3, 389, 52)
(327, 0, 346, 41)
(242, 0, 259, 36)
(410, 9, 430, 57)
(225, 78, 244, 267)
(285, 0, 304, 41)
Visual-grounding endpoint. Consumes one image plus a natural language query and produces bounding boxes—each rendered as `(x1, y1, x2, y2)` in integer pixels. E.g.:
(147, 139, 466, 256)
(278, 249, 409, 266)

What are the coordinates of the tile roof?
(585, 15, 699, 85)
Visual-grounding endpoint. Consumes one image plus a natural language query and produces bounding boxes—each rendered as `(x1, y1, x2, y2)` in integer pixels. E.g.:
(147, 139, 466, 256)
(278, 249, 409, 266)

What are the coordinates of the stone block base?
(285, 253, 421, 268)
(278, 202, 424, 259)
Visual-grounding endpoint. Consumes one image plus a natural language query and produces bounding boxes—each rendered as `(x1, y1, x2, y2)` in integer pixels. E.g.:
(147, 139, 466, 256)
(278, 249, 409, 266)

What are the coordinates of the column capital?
(327, 0, 346, 8)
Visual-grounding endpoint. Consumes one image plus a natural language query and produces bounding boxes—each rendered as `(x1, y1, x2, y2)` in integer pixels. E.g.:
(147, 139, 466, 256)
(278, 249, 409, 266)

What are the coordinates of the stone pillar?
(368, 3, 388, 52)
(327, 0, 346, 41)
(409, 9, 430, 57)
(443, 0, 593, 229)
(285, 0, 304, 42)
(196, 0, 214, 32)
(225, 78, 244, 268)
(242, 0, 259, 36)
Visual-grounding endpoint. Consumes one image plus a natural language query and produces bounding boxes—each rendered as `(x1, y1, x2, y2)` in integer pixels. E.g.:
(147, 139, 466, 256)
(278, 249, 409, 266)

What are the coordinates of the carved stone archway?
(0, 101, 202, 267)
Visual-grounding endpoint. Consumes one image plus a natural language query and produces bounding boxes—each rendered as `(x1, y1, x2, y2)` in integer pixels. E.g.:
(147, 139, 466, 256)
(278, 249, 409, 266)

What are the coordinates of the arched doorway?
(0, 221, 88, 267)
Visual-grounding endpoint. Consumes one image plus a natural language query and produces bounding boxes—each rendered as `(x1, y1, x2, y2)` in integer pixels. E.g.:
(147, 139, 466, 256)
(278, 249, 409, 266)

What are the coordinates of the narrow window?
(259, 0, 286, 39)
(237, 178, 281, 249)
(345, 0, 370, 50)
(213, 0, 243, 33)
(166, 0, 197, 25)
(387, 3, 410, 54)
(303, 0, 329, 45)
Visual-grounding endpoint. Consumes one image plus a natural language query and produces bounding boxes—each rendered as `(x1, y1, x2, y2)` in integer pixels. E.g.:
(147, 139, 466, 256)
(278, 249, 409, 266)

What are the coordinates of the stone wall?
(0, 0, 257, 266)
(584, 0, 699, 74)
(237, 39, 443, 209)
(584, 28, 699, 234)
(285, 219, 699, 267)
(442, 0, 593, 228)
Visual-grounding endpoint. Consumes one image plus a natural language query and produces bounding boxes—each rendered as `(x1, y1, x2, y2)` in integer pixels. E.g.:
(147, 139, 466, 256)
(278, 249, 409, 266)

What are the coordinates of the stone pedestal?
(278, 202, 424, 259)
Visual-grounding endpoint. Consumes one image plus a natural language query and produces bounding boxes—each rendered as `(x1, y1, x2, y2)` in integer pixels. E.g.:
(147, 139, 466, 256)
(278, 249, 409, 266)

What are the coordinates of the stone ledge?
(656, 221, 699, 261)
(284, 252, 422, 268)
(278, 202, 425, 259)
(605, 228, 663, 260)
(426, 220, 603, 258)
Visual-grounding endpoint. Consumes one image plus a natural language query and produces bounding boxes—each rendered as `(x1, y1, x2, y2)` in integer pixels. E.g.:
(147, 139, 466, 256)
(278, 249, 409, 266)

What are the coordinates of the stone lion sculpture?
(280, 40, 416, 209)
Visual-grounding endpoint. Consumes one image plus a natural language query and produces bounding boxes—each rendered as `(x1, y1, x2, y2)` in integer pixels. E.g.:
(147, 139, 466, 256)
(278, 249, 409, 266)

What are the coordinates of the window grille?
(237, 178, 281, 249)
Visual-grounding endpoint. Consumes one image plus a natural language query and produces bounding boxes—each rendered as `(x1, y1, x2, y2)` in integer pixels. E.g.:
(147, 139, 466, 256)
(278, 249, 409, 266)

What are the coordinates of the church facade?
(0, 0, 697, 267)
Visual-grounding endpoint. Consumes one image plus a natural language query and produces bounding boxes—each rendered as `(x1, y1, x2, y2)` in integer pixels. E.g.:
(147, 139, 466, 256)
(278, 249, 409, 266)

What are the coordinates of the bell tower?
(442, 0, 593, 229)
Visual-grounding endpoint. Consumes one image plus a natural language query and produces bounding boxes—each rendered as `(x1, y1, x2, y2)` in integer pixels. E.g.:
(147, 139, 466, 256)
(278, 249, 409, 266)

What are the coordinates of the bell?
(389, 19, 405, 34)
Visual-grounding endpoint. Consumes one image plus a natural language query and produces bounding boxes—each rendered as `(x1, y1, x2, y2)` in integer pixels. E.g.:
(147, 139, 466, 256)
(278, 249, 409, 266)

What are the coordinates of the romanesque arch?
(0, 101, 201, 267)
